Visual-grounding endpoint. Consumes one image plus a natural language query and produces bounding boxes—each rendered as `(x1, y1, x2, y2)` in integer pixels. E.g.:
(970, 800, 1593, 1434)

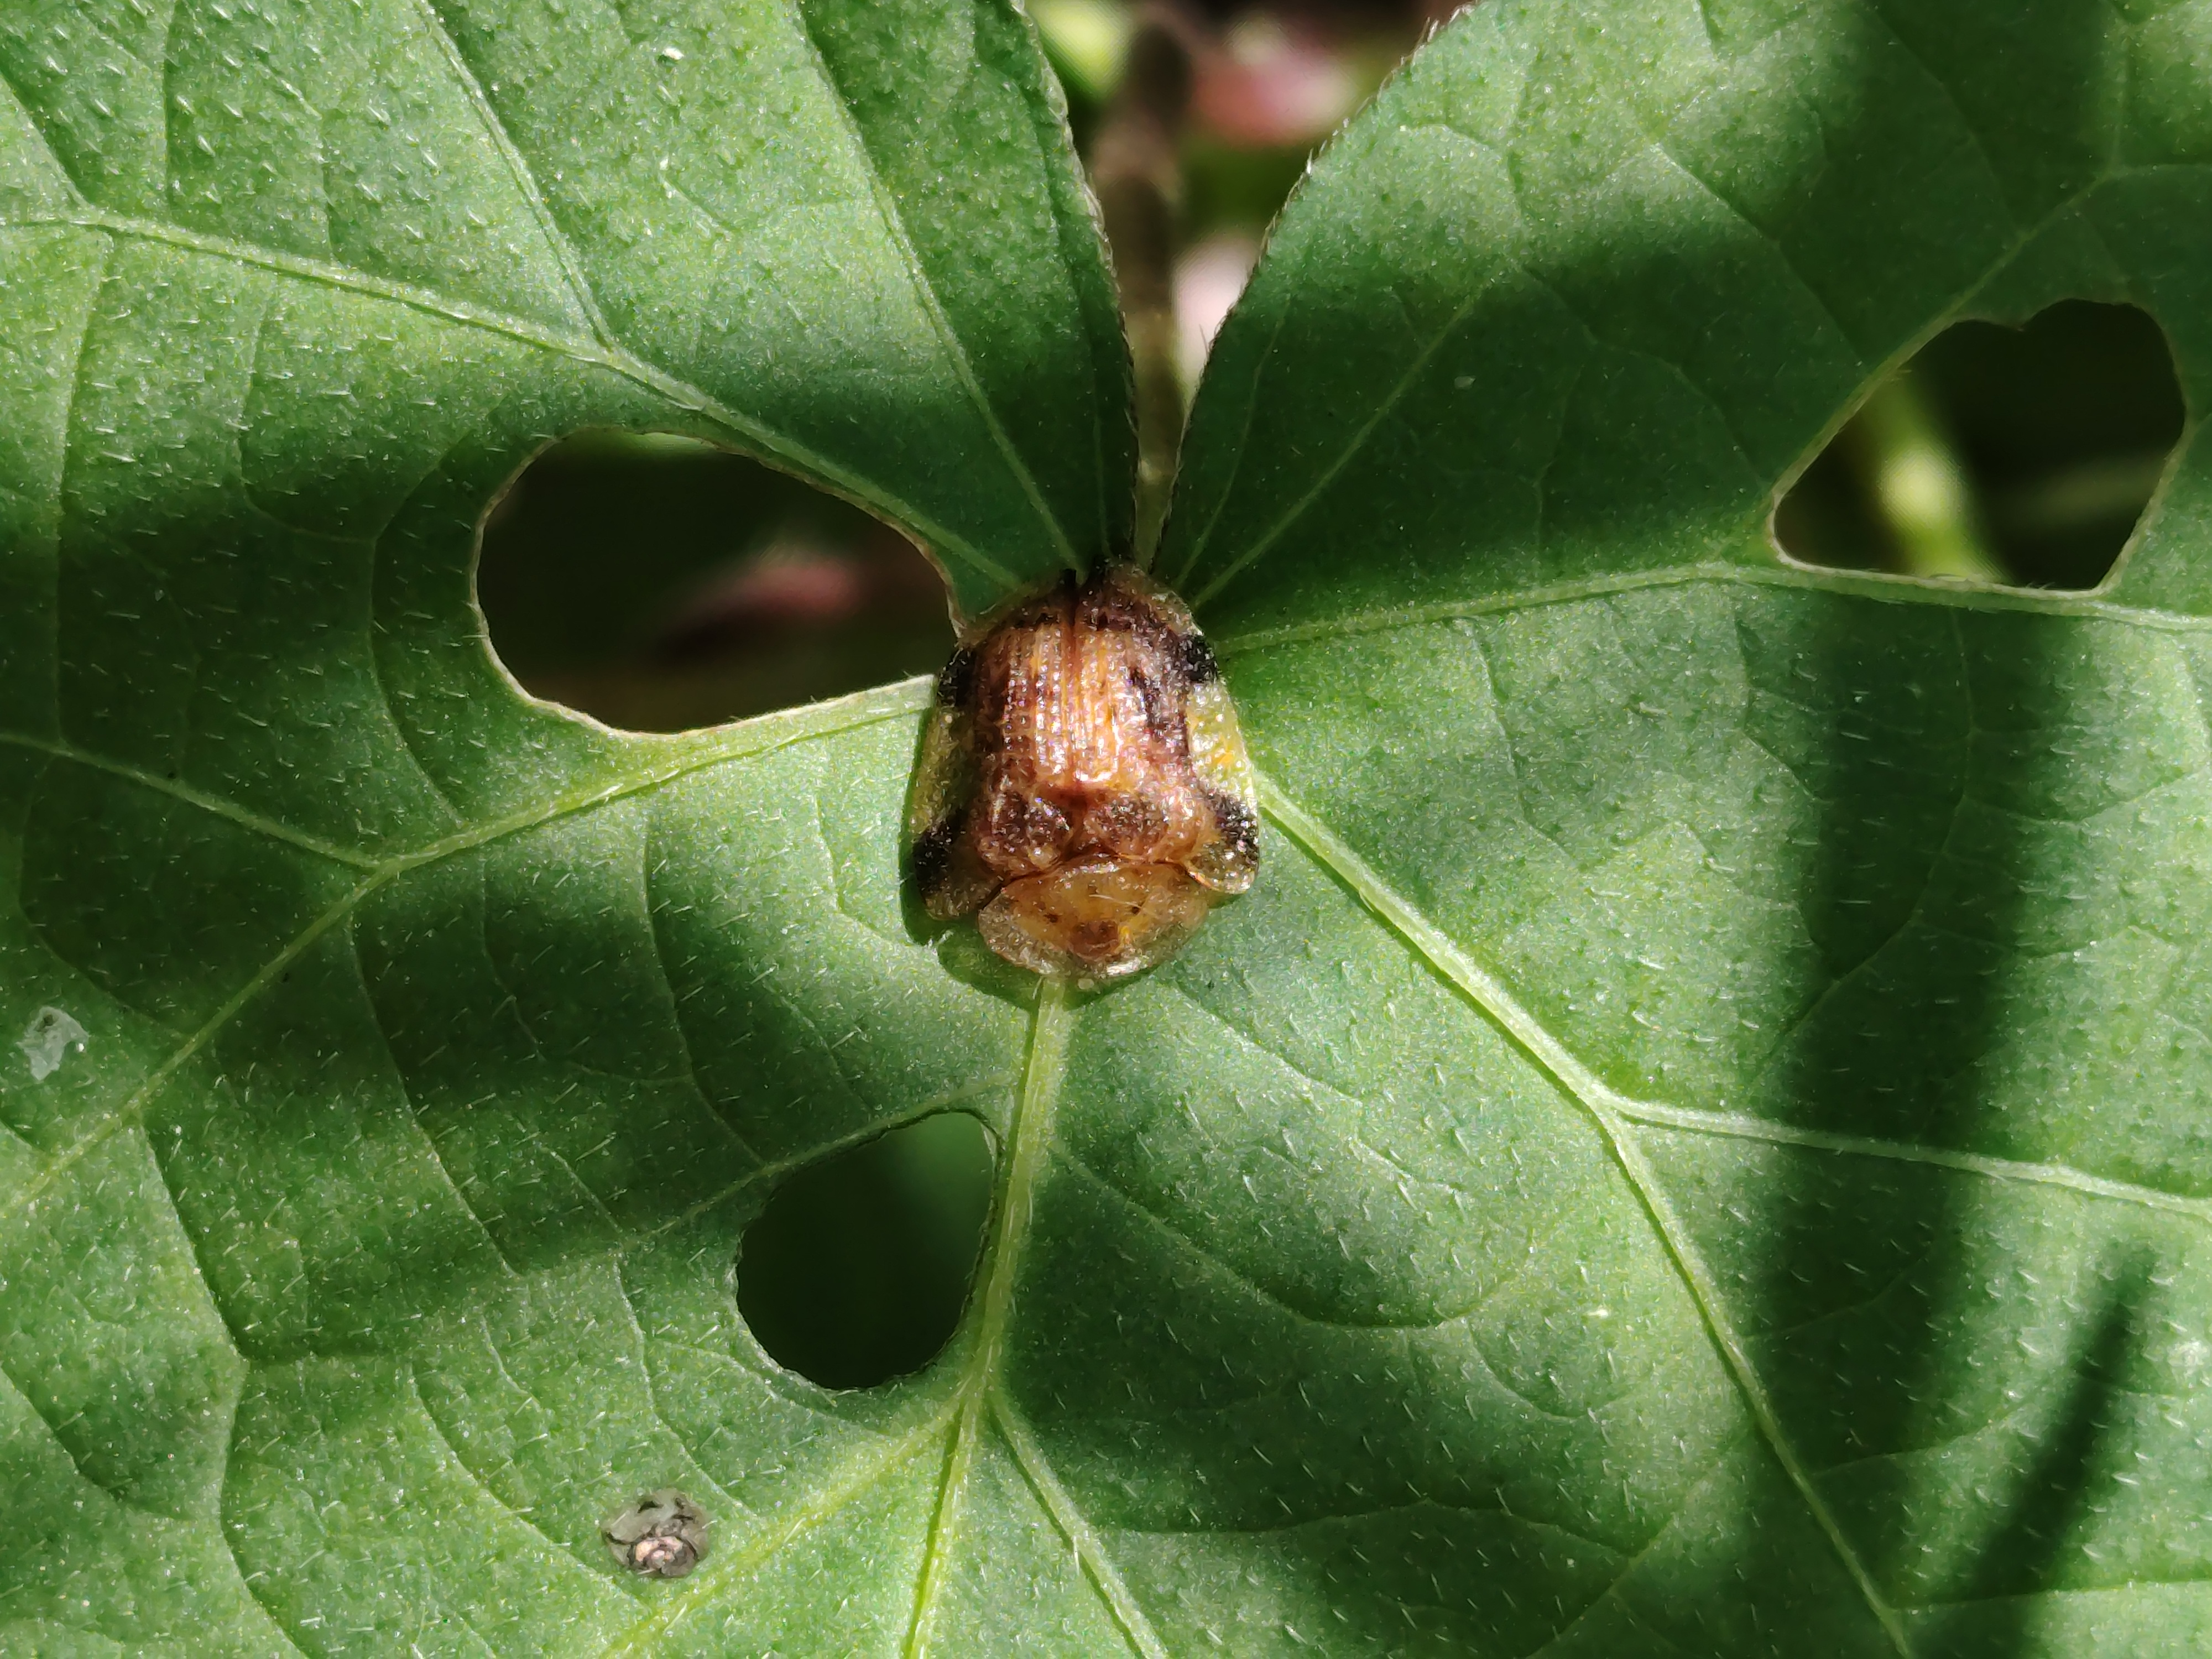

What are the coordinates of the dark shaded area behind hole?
(737, 1112, 997, 1391)
(475, 432, 954, 733)
(1776, 301, 2184, 588)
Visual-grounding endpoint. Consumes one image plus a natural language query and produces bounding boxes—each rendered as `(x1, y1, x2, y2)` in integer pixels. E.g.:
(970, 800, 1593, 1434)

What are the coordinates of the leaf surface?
(5, 1, 2211, 1656)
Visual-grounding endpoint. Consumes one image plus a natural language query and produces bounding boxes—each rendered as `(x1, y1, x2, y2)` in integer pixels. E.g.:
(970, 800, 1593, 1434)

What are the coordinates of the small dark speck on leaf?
(602, 1488, 708, 1579)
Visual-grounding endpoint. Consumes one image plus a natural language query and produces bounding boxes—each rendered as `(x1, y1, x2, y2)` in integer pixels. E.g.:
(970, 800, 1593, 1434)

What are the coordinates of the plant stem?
(1089, 6, 1196, 569)
(1845, 372, 2006, 582)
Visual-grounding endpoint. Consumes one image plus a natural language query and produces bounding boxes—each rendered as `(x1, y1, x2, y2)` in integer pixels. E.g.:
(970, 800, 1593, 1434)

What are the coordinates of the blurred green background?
(472, 1, 2189, 1391)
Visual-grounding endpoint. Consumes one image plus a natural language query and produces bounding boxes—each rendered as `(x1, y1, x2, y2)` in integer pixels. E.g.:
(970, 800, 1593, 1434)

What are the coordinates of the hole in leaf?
(476, 432, 954, 732)
(736, 1112, 995, 1391)
(1774, 301, 2184, 588)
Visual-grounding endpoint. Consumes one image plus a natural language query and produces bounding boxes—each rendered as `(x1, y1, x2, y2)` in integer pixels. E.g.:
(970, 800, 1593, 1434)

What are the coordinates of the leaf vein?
(1609, 1099, 2212, 1223)
(902, 1410, 978, 1659)
(0, 684, 933, 1239)
(1, 207, 1009, 583)
(636, 807, 763, 1166)
(607, 1261, 740, 1515)
(1522, 1438, 1741, 1659)
(0, 870, 394, 1235)
(990, 1390, 1171, 1659)
(1214, 560, 2212, 659)
(1058, 1152, 1511, 1335)
(404, 0, 613, 346)
(404, 1365, 618, 1588)
(1853, 2, 2039, 223)
(899, 979, 1076, 1651)
(1186, 275, 1495, 611)
(0, 734, 380, 868)
(1746, 611, 1977, 1076)
(1170, 300, 1289, 592)
(598, 1410, 951, 1656)
(787, 11, 1076, 575)
(620, 1072, 1014, 1252)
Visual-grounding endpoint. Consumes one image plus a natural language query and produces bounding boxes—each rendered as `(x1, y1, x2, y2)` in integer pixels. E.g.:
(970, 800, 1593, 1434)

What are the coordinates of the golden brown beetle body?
(909, 564, 1258, 982)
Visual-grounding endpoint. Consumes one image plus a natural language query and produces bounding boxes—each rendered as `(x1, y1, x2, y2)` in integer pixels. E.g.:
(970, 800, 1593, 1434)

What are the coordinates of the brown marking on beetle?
(909, 564, 1258, 983)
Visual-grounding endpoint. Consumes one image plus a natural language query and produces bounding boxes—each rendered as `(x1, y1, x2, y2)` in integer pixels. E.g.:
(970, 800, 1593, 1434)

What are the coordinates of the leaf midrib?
(899, 979, 1077, 1658)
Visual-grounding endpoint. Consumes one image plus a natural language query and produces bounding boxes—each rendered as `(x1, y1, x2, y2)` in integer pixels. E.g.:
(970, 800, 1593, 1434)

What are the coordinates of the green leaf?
(4, 2, 2210, 1656)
